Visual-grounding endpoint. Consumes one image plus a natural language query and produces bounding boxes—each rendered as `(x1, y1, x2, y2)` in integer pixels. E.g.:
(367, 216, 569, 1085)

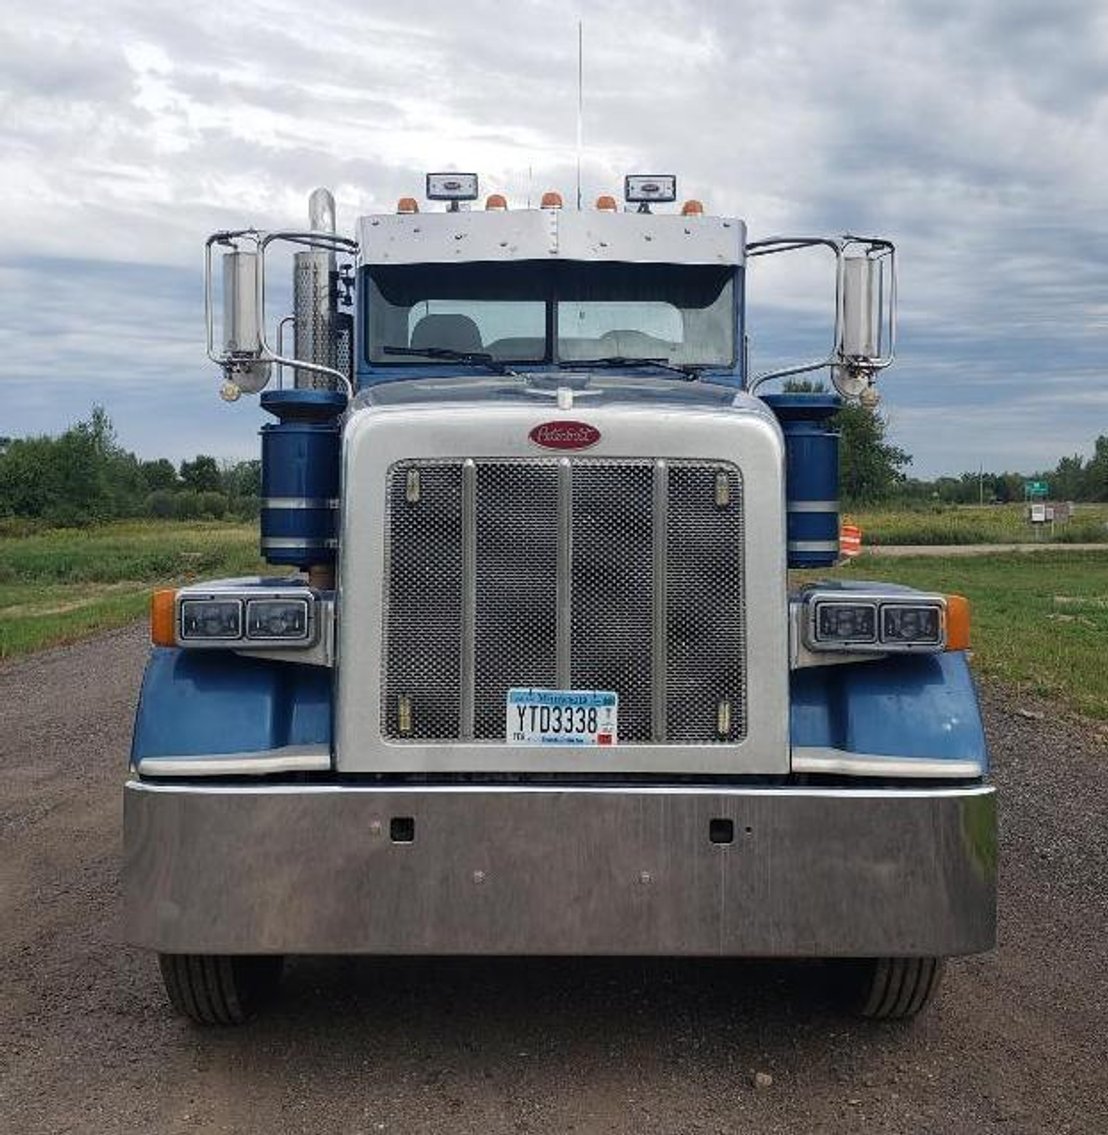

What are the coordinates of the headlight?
(881, 603, 942, 646)
(155, 586, 319, 649)
(245, 598, 311, 641)
(180, 598, 242, 641)
(813, 601, 877, 645)
(804, 590, 956, 654)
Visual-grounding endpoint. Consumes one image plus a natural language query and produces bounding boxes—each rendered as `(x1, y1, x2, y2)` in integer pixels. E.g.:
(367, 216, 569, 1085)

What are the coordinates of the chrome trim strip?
(261, 537, 339, 550)
(261, 497, 340, 510)
(792, 746, 984, 779)
(460, 459, 477, 740)
(556, 457, 573, 688)
(786, 500, 839, 513)
(127, 779, 994, 801)
(136, 744, 332, 778)
(787, 539, 840, 552)
(651, 459, 669, 742)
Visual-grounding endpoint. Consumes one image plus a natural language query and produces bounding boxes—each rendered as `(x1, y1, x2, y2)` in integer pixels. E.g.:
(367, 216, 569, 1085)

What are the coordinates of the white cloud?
(1, 0, 1107, 474)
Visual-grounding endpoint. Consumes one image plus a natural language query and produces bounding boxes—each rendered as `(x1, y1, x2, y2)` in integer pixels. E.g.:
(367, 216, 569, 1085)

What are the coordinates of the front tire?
(158, 954, 284, 1025)
(841, 957, 946, 1019)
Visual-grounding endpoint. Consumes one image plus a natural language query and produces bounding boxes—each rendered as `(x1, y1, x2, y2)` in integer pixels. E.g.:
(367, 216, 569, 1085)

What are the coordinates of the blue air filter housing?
(259, 389, 345, 568)
(763, 393, 841, 568)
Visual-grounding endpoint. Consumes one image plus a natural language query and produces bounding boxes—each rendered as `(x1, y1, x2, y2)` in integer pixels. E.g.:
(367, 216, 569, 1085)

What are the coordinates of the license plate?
(507, 688, 619, 746)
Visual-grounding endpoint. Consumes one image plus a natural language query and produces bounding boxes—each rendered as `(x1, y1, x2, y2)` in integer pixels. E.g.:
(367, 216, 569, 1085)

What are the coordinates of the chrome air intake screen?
(382, 458, 745, 744)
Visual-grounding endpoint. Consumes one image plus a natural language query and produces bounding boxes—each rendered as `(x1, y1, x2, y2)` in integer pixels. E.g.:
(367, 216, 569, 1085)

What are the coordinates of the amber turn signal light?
(150, 589, 178, 647)
(944, 594, 971, 651)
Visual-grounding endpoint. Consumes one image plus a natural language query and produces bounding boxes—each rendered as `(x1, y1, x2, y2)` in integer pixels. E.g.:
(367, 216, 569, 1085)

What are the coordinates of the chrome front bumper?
(123, 780, 996, 957)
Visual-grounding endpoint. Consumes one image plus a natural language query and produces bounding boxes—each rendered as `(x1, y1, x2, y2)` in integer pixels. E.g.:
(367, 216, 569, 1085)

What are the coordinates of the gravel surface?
(1, 625, 1106, 1134)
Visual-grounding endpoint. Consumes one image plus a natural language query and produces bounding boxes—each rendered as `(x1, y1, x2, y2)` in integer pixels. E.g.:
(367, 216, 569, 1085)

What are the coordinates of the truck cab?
(125, 174, 995, 1024)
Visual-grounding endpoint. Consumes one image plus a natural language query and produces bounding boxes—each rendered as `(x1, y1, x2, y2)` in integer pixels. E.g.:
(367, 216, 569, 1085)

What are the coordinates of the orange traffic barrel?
(840, 522, 862, 558)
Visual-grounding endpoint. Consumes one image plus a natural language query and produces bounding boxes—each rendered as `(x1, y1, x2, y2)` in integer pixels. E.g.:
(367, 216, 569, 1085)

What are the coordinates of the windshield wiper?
(564, 356, 699, 380)
(382, 345, 514, 373)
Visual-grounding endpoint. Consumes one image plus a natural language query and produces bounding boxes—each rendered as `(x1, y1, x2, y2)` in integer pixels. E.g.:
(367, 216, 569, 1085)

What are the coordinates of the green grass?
(0, 520, 265, 658)
(847, 502, 1108, 546)
(5, 521, 1108, 726)
(797, 549, 1108, 721)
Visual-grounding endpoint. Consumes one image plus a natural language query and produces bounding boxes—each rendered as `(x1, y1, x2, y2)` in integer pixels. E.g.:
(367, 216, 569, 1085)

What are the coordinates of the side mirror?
(220, 251, 271, 393)
(746, 236, 895, 395)
(838, 240, 894, 376)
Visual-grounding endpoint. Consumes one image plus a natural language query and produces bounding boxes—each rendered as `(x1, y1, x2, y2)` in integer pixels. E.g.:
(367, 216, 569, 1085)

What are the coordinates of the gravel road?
(863, 544, 1107, 557)
(2, 626, 1106, 1134)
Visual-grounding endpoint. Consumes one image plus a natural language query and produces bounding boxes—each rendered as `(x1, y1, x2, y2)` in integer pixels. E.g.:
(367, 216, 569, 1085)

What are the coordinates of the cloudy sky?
(2, 0, 1106, 477)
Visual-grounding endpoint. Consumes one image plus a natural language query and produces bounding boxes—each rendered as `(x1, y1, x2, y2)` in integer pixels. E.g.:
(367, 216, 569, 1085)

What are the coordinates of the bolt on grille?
(383, 458, 745, 744)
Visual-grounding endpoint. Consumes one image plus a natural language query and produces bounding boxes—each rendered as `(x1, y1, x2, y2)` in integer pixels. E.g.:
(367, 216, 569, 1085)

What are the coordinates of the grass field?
(847, 502, 1108, 546)
(2, 520, 1107, 725)
(0, 521, 263, 658)
(798, 548, 1108, 721)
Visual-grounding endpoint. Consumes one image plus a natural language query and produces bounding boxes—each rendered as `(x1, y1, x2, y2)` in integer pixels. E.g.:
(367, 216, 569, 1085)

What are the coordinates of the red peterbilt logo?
(528, 421, 601, 450)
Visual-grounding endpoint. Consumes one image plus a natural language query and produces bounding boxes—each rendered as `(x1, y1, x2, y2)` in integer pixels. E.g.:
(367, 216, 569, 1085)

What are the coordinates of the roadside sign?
(1024, 480, 1048, 498)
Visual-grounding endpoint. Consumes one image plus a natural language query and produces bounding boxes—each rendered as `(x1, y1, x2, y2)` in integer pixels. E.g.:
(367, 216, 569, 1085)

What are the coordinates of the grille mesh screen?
(571, 462, 654, 742)
(383, 464, 463, 739)
(474, 462, 559, 739)
(383, 458, 745, 744)
(666, 465, 745, 742)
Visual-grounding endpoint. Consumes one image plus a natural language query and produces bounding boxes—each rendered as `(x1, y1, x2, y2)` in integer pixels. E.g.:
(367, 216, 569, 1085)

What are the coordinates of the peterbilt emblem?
(528, 421, 602, 450)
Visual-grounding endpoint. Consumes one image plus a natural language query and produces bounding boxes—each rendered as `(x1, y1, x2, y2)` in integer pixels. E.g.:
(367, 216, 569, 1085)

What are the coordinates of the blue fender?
(130, 648, 332, 762)
(790, 651, 988, 768)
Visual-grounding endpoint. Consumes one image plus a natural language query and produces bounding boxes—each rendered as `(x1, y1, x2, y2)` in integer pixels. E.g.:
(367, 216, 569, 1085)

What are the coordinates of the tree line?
(0, 407, 260, 526)
(0, 404, 1105, 526)
(786, 382, 1108, 505)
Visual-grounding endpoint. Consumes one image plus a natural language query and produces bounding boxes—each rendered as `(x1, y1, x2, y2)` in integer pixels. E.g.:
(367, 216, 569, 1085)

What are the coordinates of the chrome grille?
(383, 458, 745, 744)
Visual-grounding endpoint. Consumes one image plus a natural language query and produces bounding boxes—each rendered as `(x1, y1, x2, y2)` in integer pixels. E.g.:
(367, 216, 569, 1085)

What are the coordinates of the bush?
(145, 490, 176, 519)
(197, 492, 228, 519)
(1054, 520, 1108, 543)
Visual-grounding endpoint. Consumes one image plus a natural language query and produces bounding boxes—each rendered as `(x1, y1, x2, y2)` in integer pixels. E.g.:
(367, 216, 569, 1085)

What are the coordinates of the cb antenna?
(576, 20, 583, 210)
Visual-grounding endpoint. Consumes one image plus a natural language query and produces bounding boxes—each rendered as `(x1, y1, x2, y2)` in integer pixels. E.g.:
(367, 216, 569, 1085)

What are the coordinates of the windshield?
(366, 261, 735, 367)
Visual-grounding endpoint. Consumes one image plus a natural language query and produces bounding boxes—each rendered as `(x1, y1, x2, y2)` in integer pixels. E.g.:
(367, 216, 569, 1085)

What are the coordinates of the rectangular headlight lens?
(881, 603, 942, 646)
(814, 601, 877, 644)
(245, 598, 311, 641)
(179, 598, 242, 640)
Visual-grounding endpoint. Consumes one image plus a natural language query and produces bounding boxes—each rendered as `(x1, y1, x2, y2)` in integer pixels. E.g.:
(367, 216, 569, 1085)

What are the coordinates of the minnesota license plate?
(506, 688, 619, 746)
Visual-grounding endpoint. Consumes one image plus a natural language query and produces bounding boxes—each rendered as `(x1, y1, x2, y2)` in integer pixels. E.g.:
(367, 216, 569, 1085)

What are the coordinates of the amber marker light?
(396, 196, 419, 214)
(150, 589, 178, 647)
(945, 594, 971, 651)
(540, 191, 563, 209)
(595, 194, 618, 212)
(485, 193, 508, 210)
(681, 199, 704, 216)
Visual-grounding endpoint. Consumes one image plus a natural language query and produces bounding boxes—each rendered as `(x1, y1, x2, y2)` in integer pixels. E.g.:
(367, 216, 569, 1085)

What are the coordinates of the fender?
(130, 648, 332, 764)
(790, 651, 988, 767)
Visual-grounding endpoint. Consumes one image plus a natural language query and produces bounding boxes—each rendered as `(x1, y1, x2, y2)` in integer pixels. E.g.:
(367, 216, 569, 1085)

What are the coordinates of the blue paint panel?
(790, 652, 988, 767)
(131, 648, 332, 762)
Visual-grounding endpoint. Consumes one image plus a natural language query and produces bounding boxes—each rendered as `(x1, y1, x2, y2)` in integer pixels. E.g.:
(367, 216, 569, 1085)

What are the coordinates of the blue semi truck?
(124, 173, 995, 1024)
